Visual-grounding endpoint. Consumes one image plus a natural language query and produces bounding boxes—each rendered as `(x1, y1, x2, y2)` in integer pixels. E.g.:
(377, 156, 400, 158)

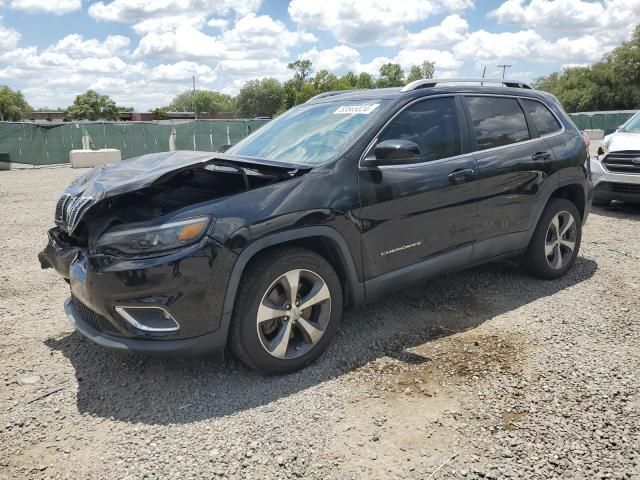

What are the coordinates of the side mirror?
(363, 139, 421, 167)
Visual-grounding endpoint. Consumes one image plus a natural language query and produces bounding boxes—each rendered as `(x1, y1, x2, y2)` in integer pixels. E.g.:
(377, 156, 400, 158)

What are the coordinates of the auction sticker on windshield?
(334, 104, 379, 114)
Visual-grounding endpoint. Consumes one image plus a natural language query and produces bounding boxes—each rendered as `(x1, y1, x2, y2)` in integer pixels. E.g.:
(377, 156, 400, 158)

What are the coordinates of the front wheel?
(229, 247, 343, 374)
(525, 198, 582, 280)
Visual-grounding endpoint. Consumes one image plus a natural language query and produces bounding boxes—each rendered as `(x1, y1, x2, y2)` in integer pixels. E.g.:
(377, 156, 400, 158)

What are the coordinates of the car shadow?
(591, 201, 640, 220)
(45, 256, 598, 425)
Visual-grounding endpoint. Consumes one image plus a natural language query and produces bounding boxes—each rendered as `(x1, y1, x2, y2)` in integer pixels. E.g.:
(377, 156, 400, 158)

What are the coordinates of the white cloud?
(407, 14, 469, 49)
(46, 34, 130, 59)
(150, 61, 217, 83)
(132, 15, 209, 35)
(289, 0, 474, 46)
(489, 0, 640, 45)
(89, 0, 262, 23)
(206, 18, 229, 30)
(302, 45, 362, 71)
(289, 0, 437, 46)
(393, 48, 463, 71)
(133, 13, 316, 61)
(9, 0, 81, 14)
(0, 17, 20, 52)
(453, 29, 542, 65)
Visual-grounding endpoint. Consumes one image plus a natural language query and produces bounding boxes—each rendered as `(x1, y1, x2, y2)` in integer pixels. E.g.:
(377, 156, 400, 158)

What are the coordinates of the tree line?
(533, 25, 640, 113)
(2, 24, 640, 122)
(0, 60, 435, 121)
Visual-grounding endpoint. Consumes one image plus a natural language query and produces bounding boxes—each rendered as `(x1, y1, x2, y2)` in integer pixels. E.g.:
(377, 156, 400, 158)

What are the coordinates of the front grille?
(54, 194, 92, 232)
(54, 194, 71, 223)
(71, 296, 120, 336)
(611, 183, 640, 194)
(603, 151, 640, 174)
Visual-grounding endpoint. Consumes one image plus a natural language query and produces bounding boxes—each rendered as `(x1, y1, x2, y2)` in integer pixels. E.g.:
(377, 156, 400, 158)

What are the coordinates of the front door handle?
(532, 151, 551, 161)
(448, 168, 475, 184)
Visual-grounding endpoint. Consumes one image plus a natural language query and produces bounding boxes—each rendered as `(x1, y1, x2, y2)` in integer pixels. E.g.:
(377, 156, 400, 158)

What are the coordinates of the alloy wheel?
(256, 269, 332, 360)
(545, 210, 577, 269)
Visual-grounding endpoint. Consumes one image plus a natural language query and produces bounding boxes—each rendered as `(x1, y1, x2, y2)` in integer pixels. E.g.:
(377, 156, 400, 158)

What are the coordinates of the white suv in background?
(592, 111, 640, 206)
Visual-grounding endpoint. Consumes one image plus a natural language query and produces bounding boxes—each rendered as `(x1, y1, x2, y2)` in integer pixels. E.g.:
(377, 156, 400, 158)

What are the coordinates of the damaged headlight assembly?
(96, 216, 212, 255)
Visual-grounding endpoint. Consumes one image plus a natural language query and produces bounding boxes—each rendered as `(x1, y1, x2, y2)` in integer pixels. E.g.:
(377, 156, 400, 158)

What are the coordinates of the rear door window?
(521, 99, 562, 136)
(465, 96, 530, 150)
(377, 96, 462, 162)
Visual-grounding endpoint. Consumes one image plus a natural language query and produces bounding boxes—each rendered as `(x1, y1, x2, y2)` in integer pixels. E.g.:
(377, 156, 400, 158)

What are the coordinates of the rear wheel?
(229, 247, 343, 374)
(525, 198, 582, 279)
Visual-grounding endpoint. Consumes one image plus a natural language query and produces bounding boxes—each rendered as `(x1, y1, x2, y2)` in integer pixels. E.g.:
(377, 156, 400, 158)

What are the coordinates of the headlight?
(97, 216, 212, 254)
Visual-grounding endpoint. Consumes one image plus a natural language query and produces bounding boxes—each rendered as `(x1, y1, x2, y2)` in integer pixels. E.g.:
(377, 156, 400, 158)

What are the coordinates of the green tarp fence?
(0, 119, 269, 166)
(569, 111, 637, 136)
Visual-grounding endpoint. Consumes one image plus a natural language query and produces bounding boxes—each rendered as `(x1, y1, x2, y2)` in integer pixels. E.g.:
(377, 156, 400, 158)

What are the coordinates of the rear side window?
(521, 99, 562, 136)
(378, 96, 462, 162)
(466, 96, 530, 150)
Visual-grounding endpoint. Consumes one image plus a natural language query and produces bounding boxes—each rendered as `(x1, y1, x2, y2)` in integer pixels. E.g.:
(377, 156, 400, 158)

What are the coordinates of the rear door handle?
(448, 168, 475, 184)
(532, 151, 551, 161)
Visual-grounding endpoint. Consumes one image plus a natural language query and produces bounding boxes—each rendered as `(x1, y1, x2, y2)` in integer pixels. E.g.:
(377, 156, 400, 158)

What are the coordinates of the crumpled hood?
(64, 150, 305, 202)
(56, 150, 308, 233)
(602, 132, 640, 152)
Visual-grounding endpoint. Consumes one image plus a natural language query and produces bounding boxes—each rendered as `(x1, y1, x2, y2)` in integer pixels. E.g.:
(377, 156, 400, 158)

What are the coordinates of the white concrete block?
(584, 129, 604, 141)
(70, 149, 122, 168)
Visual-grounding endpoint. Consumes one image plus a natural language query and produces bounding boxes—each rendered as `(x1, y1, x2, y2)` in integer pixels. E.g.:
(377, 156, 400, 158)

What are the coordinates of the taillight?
(581, 131, 590, 147)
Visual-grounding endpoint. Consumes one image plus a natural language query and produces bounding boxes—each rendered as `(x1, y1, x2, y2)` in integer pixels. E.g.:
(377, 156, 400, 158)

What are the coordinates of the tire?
(592, 197, 610, 207)
(229, 246, 343, 374)
(525, 198, 582, 280)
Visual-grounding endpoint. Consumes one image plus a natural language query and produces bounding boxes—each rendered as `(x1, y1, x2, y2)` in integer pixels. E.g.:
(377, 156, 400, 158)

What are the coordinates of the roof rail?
(306, 90, 351, 103)
(400, 78, 533, 92)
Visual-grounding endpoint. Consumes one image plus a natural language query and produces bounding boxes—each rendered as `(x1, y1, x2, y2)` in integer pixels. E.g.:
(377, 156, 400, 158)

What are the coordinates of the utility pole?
(497, 64, 512, 79)
(192, 75, 197, 120)
(481, 65, 486, 86)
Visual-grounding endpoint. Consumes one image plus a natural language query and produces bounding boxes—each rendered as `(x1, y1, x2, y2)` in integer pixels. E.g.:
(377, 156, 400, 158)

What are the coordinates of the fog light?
(115, 306, 179, 333)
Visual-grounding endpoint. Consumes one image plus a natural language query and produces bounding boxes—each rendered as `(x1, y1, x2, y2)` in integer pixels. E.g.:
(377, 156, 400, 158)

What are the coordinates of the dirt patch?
(502, 412, 528, 431)
(355, 330, 527, 398)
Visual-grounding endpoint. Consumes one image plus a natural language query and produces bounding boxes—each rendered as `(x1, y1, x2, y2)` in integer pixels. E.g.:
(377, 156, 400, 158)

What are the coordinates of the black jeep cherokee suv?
(39, 78, 593, 374)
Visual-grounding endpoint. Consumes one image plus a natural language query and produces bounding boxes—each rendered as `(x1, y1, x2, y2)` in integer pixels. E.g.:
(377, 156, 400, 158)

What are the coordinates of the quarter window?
(521, 99, 562, 136)
(466, 96, 530, 150)
(377, 97, 462, 162)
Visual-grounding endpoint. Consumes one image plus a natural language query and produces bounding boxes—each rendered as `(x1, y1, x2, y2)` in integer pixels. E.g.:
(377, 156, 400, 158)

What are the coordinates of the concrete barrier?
(584, 129, 605, 141)
(70, 149, 122, 168)
(0, 152, 9, 170)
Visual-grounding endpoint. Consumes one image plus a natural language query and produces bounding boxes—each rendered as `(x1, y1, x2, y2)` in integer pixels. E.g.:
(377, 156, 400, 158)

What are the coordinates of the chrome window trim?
(359, 92, 567, 171)
(519, 97, 564, 138)
(358, 94, 463, 170)
(115, 305, 180, 333)
(464, 94, 566, 153)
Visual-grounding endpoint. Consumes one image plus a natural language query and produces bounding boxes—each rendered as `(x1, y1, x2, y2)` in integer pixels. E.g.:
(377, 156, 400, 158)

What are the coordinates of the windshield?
(227, 99, 390, 166)
(621, 112, 640, 133)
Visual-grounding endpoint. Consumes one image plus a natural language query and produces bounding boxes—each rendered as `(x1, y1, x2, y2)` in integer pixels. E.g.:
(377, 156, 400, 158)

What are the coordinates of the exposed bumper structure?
(40, 227, 237, 356)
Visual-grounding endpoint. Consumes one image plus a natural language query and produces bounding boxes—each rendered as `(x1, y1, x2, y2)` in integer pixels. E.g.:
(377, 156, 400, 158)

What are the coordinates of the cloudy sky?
(0, 0, 638, 110)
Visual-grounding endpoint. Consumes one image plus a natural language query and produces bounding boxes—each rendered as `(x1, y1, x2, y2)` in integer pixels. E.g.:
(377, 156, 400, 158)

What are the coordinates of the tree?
(287, 59, 313, 90)
(169, 90, 235, 115)
(377, 63, 405, 88)
(0, 85, 32, 121)
(337, 71, 358, 90)
(295, 83, 318, 104)
(312, 69, 338, 92)
(406, 61, 436, 83)
(151, 107, 169, 120)
(534, 24, 640, 112)
(66, 90, 121, 121)
(355, 72, 375, 89)
(235, 78, 285, 118)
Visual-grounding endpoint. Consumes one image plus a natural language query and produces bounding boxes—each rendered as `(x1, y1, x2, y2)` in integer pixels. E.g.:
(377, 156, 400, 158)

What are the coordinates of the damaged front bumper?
(39, 227, 237, 356)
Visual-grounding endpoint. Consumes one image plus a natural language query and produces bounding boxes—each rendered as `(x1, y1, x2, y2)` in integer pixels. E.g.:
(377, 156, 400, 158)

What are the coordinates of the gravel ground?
(0, 166, 638, 480)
